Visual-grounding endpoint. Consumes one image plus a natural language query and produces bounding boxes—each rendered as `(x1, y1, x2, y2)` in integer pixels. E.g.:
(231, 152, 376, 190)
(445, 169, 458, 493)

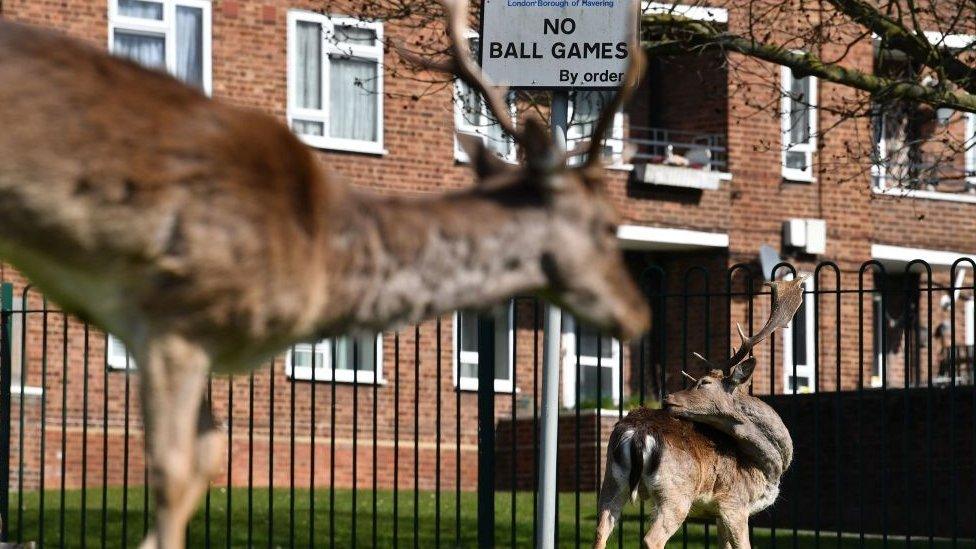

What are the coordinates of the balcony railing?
(566, 125, 728, 174)
(626, 125, 728, 172)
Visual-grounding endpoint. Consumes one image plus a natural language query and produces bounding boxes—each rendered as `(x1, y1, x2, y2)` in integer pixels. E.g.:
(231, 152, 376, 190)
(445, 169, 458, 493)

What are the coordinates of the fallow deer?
(0, 2, 647, 546)
(593, 277, 806, 549)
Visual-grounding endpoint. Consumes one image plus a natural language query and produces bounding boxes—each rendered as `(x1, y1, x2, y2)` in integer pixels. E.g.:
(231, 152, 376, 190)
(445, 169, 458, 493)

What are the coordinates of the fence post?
(477, 311, 496, 548)
(0, 282, 12, 541)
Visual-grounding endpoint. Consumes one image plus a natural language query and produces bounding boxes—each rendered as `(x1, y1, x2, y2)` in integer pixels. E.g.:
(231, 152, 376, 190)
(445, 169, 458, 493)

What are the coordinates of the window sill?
(456, 383, 519, 394)
(872, 186, 976, 204)
(11, 385, 43, 397)
(287, 373, 387, 386)
(782, 173, 816, 184)
(454, 152, 517, 165)
(298, 135, 387, 157)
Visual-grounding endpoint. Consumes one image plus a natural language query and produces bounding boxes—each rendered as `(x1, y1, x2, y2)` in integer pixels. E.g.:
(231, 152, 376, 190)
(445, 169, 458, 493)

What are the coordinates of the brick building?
(1, 0, 975, 496)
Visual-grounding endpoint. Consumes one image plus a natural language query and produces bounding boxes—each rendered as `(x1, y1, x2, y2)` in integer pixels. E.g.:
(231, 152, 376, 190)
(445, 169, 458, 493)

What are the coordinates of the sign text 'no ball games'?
(480, 0, 638, 89)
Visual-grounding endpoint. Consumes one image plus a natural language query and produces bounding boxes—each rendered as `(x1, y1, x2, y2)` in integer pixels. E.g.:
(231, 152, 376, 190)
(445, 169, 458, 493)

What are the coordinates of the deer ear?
(457, 133, 512, 180)
(729, 357, 757, 386)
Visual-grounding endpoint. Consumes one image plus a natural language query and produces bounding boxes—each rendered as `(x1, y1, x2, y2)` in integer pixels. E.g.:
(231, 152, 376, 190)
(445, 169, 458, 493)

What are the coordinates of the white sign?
(480, 0, 638, 89)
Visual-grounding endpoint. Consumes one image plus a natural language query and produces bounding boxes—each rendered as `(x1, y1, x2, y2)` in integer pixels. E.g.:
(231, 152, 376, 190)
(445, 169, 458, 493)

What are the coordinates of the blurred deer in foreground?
(594, 277, 806, 549)
(0, 1, 647, 546)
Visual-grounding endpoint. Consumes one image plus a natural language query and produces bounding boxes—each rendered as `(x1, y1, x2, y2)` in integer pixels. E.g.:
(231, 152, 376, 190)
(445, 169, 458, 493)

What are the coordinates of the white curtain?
(118, 0, 163, 20)
(329, 57, 377, 141)
(295, 22, 321, 110)
(113, 31, 165, 69)
(175, 6, 204, 89)
(334, 335, 375, 372)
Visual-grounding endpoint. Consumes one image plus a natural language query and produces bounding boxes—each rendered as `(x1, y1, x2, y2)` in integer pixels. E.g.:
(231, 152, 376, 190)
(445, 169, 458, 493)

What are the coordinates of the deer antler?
(396, 0, 521, 141)
(583, 41, 646, 169)
(694, 276, 809, 372)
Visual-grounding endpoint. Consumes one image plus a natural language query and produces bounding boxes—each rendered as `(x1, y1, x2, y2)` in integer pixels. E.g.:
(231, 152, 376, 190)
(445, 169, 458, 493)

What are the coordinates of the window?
(561, 316, 620, 409)
(567, 91, 625, 165)
(287, 12, 384, 154)
(780, 66, 817, 181)
(6, 298, 41, 396)
(108, 0, 212, 93)
(782, 274, 815, 392)
(453, 303, 514, 392)
(107, 334, 137, 370)
(285, 334, 383, 384)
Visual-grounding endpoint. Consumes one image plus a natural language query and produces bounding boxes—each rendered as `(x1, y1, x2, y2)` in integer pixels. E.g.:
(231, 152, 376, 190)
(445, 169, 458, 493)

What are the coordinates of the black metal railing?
(0, 259, 974, 547)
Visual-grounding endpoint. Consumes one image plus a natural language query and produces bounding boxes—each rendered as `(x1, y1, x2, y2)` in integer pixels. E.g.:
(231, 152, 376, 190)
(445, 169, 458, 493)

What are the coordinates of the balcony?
(626, 126, 729, 190)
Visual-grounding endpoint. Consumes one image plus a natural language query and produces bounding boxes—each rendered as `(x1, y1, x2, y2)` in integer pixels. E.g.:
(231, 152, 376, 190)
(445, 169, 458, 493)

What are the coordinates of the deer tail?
(609, 426, 658, 503)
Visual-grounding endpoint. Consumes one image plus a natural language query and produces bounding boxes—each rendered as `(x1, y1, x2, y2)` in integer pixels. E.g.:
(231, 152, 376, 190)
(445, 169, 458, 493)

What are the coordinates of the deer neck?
(319, 187, 551, 334)
(727, 395, 793, 482)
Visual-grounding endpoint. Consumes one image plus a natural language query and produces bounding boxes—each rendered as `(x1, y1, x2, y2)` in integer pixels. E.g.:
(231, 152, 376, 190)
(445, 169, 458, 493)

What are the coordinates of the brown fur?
(0, 20, 649, 548)
(594, 280, 806, 549)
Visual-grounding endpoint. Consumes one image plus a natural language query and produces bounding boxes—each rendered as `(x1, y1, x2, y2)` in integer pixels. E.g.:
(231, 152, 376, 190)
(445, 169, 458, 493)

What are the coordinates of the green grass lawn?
(4, 487, 973, 547)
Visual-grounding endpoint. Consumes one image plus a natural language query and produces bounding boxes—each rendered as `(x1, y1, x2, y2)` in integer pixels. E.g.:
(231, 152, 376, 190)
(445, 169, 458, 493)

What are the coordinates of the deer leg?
(592, 465, 630, 549)
(137, 336, 221, 549)
(642, 497, 692, 549)
(716, 510, 751, 549)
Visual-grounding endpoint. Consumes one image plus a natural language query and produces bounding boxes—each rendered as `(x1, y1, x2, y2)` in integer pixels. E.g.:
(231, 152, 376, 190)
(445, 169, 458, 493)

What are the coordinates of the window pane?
(118, 0, 163, 20)
(788, 375, 810, 392)
(113, 31, 166, 70)
(457, 81, 482, 128)
(792, 292, 807, 366)
(293, 120, 324, 136)
(459, 361, 478, 380)
(459, 312, 478, 354)
(329, 57, 378, 141)
(334, 25, 376, 46)
(296, 21, 322, 110)
(579, 324, 613, 360)
(494, 347, 510, 381)
(335, 335, 375, 372)
(788, 76, 811, 145)
(785, 150, 807, 170)
(293, 344, 325, 370)
(580, 364, 613, 406)
(175, 6, 204, 89)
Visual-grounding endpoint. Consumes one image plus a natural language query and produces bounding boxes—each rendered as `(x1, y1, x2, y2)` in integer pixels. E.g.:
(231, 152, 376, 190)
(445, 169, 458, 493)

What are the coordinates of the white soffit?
(871, 244, 976, 269)
(924, 31, 976, 50)
(617, 224, 729, 251)
(641, 2, 728, 23)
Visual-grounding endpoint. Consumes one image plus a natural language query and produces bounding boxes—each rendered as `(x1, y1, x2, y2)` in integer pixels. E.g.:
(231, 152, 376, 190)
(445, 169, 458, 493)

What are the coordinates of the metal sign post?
(535, 92, 569, 549)
(477, 2, 637, 546)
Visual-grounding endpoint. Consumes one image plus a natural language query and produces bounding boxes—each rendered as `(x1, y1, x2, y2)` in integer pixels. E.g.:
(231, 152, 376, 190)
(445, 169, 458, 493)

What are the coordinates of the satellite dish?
(759, 245, 782, 281)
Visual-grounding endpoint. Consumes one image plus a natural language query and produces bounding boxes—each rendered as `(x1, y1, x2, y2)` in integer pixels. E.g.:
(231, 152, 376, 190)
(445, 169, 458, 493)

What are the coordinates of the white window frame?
(107, 334, 137, 371)
(107, 0, 213, 95)
(287, 11, 385, 155)
(284, 335, 384, 384)
(452, 303, 515, 393)
(561, 315, 621, 409)
(966, 112, 976, 189)
(965, 295, 975, 347)
(782, 274, 816, 393)
(566, 91, 626, 166)
(780, 65, 818, 182)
